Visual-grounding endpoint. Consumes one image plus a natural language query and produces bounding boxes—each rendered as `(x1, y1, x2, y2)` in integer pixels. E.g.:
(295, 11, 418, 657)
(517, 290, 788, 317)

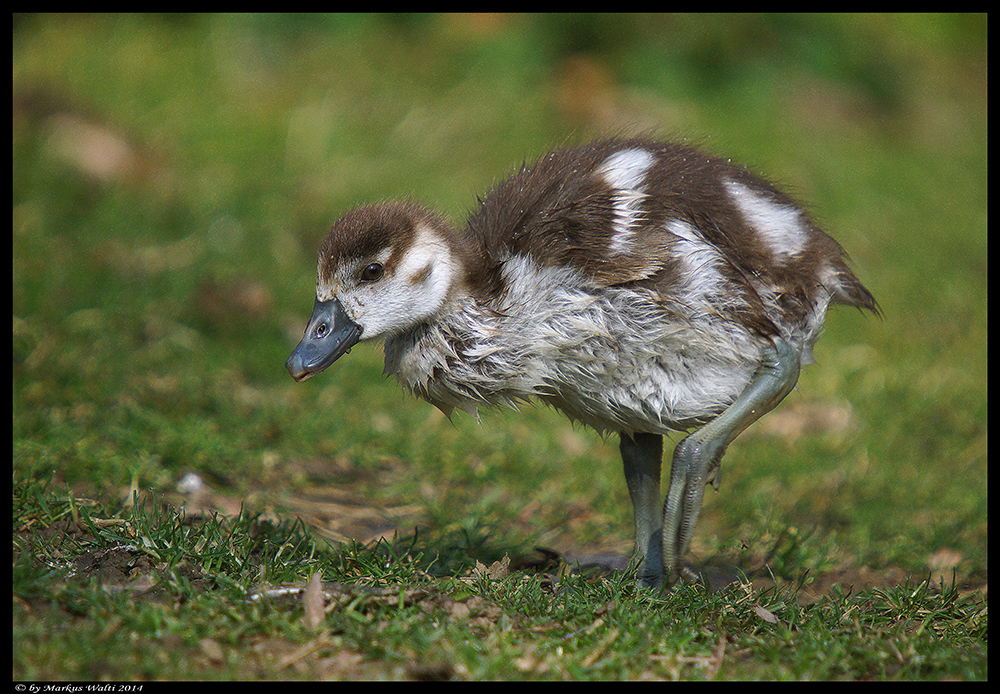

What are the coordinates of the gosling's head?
(286, 202, 467, 382)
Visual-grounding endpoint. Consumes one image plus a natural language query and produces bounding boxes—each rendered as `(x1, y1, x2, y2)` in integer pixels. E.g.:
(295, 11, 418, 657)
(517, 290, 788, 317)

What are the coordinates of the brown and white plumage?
(287, 138, 877, 586)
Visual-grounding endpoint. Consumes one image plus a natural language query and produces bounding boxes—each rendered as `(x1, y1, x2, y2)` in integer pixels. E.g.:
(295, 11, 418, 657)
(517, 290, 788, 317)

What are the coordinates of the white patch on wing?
(667, 219, 729, 306)
(598, 148, 655, 254)
(724, 179, 809, 262)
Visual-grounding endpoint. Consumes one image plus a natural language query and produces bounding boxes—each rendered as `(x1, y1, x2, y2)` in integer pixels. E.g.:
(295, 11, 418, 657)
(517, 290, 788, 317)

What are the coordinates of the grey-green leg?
(620, 432, 664, 588)
(662, 338, 801, 584)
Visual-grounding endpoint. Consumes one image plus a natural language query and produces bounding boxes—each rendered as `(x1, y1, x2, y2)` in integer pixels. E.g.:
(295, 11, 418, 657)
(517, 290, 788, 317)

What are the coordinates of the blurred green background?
(13, 14, 986, 584)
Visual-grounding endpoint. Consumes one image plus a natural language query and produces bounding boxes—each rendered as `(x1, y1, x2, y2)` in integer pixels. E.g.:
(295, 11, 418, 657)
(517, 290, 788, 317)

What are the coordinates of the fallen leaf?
(471, 553, 512, 581)
(303, 571, 325, 630)
(753, 603, 779, 624)
(199, 638, 225, 664)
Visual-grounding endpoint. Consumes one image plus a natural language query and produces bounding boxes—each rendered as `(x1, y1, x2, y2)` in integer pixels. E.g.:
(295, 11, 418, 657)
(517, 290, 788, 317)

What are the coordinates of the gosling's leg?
(662, 338, 801, 584)
(620, 432, 664, 588)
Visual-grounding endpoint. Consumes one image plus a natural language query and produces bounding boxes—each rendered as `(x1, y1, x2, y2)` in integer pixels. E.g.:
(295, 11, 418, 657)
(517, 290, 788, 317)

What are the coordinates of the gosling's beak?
(286, 298, 363, 382)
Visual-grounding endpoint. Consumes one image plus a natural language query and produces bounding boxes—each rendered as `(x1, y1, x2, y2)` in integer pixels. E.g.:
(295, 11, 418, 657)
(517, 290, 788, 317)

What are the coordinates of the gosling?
(287, 138, 878, 587)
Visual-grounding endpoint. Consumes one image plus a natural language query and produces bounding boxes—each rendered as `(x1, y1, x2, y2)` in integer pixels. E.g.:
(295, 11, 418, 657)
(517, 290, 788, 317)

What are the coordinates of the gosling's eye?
(360, 263, 384, 282)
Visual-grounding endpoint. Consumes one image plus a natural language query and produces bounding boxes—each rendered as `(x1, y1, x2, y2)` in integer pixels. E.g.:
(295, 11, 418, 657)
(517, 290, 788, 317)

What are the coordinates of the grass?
(14, 14, 986, 680)
(12, 481, 987, 680)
